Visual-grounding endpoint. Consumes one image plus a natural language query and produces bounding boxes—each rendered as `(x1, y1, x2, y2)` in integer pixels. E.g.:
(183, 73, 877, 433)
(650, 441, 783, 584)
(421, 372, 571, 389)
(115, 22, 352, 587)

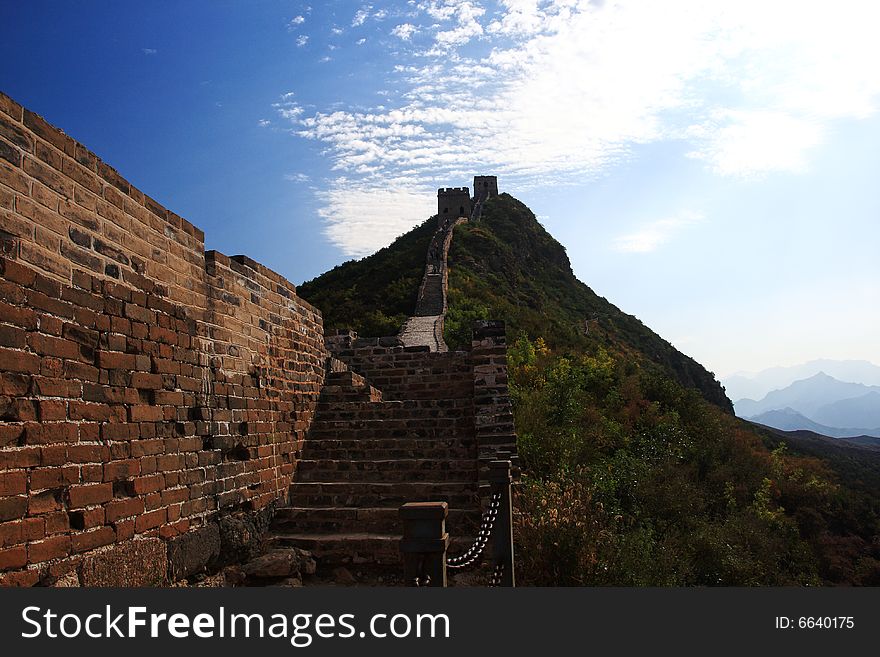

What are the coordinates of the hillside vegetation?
(297, 218, 435, 337)
(297, 193, 880, 585)
(445, 194, 731, 411)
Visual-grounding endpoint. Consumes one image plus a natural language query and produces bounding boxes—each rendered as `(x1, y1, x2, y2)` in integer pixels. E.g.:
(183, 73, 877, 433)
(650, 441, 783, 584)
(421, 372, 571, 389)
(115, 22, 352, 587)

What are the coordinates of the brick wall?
(0, 91, 325, 586)
(326, 336, 473, 402)
(327, 322, 519, 497)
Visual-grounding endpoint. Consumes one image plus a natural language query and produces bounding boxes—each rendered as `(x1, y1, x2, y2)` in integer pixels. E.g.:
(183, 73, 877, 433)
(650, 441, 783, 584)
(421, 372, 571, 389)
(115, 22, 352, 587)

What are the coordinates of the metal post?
(488, 460, 515, 587)
(399, 502, 450, 587)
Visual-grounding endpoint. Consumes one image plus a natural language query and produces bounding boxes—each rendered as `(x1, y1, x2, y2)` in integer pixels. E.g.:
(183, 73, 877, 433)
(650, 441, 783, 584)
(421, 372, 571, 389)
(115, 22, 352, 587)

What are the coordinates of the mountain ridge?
(747, 407, 880, 439)
(299, 193, 732, 412)
(735, 372, 880, 418)
(724, 359, 880, 402)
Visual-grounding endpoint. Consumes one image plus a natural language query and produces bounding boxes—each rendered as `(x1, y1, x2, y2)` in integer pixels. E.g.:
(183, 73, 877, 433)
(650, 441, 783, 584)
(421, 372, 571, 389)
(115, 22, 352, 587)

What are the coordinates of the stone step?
(315, 399, 473, 414)
(272, 506, 480, 535)
(302, 446, 474, 461)
(318, 398, 472, 408)
(306, 426, 474, 441)
(268, 532, 476, 567)
(269, 532, 402, 566)
(319, 370, 384, 403)
(289, 481, 478, 508)
(296, 458, 477, 482)
(300, 437, 474, 459)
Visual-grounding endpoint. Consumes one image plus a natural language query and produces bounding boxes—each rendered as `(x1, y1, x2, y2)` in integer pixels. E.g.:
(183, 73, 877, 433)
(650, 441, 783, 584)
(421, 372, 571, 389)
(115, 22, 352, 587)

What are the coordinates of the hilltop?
(300, 194, 732, 413)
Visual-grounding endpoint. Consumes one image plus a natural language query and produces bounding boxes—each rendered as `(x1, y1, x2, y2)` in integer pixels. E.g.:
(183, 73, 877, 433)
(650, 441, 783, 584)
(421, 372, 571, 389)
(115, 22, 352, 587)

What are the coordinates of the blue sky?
(2, 1, 879, 378)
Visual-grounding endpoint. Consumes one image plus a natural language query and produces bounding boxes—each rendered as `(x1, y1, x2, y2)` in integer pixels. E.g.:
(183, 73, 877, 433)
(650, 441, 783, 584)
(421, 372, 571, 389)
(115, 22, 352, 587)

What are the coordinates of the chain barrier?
(488, 562, 504, 587)
(445, 492, 502, 570)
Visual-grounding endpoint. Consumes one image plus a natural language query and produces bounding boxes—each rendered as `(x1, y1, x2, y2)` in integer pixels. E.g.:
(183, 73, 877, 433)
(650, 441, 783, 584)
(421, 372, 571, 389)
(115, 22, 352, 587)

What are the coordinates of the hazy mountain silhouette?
(813, 391, 880, 429)
(723, 359, 880, 402)
(734, 372, 880, 419)
(747, 407, 880, 439)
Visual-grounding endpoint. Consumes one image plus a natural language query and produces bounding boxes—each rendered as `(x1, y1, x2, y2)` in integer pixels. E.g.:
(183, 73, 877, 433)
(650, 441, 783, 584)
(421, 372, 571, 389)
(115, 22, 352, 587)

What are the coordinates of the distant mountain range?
(747, 408, 880, 439)
(723, 359, 880, 402)
(735, 371, 880, 438)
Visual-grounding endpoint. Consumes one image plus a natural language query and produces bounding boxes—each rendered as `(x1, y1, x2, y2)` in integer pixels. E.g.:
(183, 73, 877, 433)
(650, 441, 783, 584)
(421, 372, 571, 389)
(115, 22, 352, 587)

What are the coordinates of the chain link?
(446, 492, 502, 569)
(488, 562, 504, 587)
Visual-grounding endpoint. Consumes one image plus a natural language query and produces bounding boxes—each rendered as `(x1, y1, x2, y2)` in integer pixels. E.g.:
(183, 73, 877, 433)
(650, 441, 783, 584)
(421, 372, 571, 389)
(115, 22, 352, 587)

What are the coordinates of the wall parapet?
(0, 91, 325, 586)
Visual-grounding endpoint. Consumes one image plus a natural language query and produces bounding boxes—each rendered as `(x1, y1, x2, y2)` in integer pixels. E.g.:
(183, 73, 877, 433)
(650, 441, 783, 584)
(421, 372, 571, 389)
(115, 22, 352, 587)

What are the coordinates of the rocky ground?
(175, 546, 495, 587)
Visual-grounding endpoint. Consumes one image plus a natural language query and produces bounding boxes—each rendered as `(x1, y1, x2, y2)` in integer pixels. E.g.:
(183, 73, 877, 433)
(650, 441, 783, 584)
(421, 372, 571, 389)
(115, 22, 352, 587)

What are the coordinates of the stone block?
(79, 538, 167, 586)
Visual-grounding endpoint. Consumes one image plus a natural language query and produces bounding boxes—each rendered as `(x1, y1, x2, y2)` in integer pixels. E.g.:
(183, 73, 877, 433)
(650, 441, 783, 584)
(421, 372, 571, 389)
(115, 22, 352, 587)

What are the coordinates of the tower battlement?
(473, 176, 498, 202)
(437, 186, 471, 222)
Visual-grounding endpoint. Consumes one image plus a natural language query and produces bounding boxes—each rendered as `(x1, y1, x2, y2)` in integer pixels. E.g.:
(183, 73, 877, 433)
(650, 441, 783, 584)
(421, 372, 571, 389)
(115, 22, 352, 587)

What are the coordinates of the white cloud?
(257, 119, 271, 127)
(296, 35, 309, 47)
(613, 211, 704, 253)
(356, 38, 367, 45)
(331, 26, 344, 35)
(284, 172, 311, 182)
(318, 181, 436, 256)
(288, 15, 305, 28)
(352, 6, 372, 27)
(276, 0, 880, 255)
(392, 23, 418, 40)
(142, 48, 157, 55)
(687, 110, 823, 177)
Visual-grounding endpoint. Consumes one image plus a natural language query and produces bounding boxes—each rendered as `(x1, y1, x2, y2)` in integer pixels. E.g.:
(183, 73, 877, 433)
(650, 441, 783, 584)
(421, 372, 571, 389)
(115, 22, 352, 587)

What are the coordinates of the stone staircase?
(415, 273, 444, 316)
(269, 367, 480, 567)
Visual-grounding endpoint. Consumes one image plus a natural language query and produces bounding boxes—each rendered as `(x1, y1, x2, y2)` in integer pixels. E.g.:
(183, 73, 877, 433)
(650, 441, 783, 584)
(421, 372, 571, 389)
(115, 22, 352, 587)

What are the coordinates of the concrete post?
(399, 502, 450, 587)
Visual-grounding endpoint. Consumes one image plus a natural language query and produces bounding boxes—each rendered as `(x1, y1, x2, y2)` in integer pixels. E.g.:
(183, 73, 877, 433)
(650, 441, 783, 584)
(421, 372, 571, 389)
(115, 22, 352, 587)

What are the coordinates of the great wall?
(0, 90, 516, 586)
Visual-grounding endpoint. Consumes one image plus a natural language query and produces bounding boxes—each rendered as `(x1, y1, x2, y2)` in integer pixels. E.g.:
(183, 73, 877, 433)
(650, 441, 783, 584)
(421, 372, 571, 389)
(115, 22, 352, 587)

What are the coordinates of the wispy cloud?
(275, 0, 880, 255)
(352, 6, 372, 27)
(142, 48, 157, 55)
(288, 15, 306, 29)
(318, 180, 436, 256)
(257, 119, 271, 127)
(296, 35, 309, 47)
(391, 23, 418, 41)
(613, 211, 704, 253)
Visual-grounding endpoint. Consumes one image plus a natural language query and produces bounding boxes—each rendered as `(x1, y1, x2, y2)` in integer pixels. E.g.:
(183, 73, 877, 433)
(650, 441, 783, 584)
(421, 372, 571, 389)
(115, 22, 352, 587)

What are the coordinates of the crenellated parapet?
(437, 187, 471, 224)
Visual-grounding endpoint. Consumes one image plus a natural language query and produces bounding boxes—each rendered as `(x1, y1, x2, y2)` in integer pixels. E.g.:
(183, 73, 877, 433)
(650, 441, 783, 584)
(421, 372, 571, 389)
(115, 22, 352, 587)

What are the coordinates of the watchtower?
(437, 187, 472, 225)
(473, 176, 498, 202)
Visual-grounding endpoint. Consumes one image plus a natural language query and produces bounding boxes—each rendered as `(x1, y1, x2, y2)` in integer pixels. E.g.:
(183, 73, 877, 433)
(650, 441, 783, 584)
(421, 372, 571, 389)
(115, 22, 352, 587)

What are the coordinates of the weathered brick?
(130, 372, 162, 390)
(23, 110, 74, 155)
(97, 351, 136, 370)
(129, 405, 162, 422)
(69, 506, 105, 531)
(27, 490, 61, 515)
(0, 347, 40, 374)
(60, 240, 102, 273)
(0, 545, 27, 570)
(23, 156, 73, 198)
(28, 534, 71, 562)
(28, 333, 80, 360)
(68, 483, 112, 509)
(124, 474, 164, 496)
(105, 498, 143, 523)
(0, 470, 26, 495)
(103, 459, 140, 481)
(71, 526, 115, 553)
(0, 160, 29, 194)
(134, 507, 166, 533)
(0, 496, 27, 522)
(0, 113, 32, 152)
(101, 423, 136, 441)
(69, 401, 111, 422)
